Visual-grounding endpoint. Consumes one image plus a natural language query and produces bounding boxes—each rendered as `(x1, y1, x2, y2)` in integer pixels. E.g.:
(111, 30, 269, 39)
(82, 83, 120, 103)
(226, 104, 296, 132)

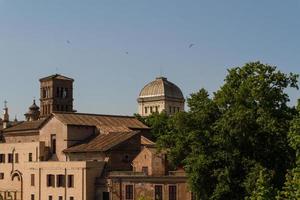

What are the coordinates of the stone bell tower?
(39, 74, 74, 117)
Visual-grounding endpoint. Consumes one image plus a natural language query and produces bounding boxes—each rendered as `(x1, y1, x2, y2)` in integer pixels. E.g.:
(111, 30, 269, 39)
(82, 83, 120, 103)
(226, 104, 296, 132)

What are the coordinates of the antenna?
(55, 67, 59, 74)
(4, 100, 7, 108)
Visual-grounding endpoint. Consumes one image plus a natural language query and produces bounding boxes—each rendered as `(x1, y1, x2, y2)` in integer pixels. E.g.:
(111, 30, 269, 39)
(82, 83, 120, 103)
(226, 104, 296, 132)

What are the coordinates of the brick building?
(0, 74, 191, 200)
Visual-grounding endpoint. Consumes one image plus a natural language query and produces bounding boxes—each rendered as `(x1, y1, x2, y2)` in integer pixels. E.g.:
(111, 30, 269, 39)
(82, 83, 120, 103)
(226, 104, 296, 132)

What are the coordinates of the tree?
(276, 100, 300, 199)
(155, 62, 299, 199)
(245, 168, 276, 200)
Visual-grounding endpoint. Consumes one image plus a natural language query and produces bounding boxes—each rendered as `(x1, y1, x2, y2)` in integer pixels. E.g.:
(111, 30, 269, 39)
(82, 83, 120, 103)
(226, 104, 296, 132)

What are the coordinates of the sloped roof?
(53, 112, 149, 134)
(39, 74, 74, 81)
(2, 118, 48, 133)
(64, 131, 138, 153)
(138, 77, 184, 100)
(141, 136, 155, 146)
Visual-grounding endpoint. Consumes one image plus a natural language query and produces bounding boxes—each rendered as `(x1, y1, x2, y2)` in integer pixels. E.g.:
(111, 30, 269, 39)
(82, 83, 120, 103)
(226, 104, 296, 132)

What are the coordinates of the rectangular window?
(68, 175, 74, 188)
(142, 166, 148, 175)
(145, 107, 148, 114)
(0, 173, 4, 179)
(46, 174, 55, 187)
(58, 196, 63, 200)
(51, 134, 56, 154)
(125, 185, 133, 200)
(29, 153, 33, 162)
(150, 107, 153, 113)
(15, 153, 19, 163)
(31, 194, 35, 200)
(169, 106, 172, 113)
(70, 197, 74, 200)
(0, 154, 5, 163)
(56, 87, 60, 97)
(155, 185, 163, 200)
(31, 174, 35, 186)
(8, 153, 13, 163)
(169, 185, 177, 200)
(48, 196, 52, 200)
(57, 174, 65, 187)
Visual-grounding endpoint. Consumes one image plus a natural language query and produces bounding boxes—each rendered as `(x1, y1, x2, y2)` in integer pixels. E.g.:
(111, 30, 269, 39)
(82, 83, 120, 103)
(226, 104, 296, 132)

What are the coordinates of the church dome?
(139, 77, 184, 100)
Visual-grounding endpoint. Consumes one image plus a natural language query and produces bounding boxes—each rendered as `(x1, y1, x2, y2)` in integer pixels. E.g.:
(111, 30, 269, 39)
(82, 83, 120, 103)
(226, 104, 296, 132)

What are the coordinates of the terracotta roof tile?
(53, 112, 149, 134)
(64, 131, 138, 153)
(39, 74, 74, 81)
(2, 118, 48, 133)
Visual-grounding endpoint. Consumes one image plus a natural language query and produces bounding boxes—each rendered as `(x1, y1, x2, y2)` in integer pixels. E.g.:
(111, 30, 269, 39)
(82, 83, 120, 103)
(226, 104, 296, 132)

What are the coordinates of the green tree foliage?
(143, 62, 299, 199)
(276, 100, 300, 199)
(245, 168, 276, 200)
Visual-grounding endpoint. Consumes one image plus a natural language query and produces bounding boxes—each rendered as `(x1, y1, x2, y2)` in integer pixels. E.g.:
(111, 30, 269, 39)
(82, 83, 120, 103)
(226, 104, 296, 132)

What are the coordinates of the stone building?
(0, 74, 191, 200)
(137, 77, 185, 116)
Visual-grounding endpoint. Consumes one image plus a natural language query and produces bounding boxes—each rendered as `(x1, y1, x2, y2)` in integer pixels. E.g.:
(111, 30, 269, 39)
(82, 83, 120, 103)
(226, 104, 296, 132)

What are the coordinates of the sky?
(0, 0, 300, 119)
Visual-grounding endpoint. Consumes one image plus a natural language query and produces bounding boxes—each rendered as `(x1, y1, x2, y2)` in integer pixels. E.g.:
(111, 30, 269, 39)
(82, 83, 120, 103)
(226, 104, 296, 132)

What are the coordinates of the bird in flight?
(125, 51, 129, 54)
(188, 43, 195, 48)
(66, 40, 71, 44)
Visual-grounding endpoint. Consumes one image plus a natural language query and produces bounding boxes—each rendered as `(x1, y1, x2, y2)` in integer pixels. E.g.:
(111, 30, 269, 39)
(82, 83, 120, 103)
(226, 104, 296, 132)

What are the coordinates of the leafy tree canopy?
(136, 62, 299, 199)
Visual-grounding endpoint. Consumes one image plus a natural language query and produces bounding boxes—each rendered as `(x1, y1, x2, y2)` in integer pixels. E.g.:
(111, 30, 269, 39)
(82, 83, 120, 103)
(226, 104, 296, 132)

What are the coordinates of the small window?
(70, 197, 74, 200)
(8, 153, 13, 163)
(15, 153, 19, 163)
(0, 154, 5, 163)
(169, 106, 172, 113)
(155, 106, 158, 112)
(125, 185, 133, 200)
(68, 175, 74, 188)
(47, 174, 55, 187)
(48, 196, 53, 200)
(29, 153, 33, 162)
(173, 107, 176, 113)
(51, 134, 56, 154)
(0, 173, 4, 179)
(59, 196, 63, 200)
(145, 107, 148, 114)
(150, 107, 153, 113)
(155, 185, 163, 200)
(57, 175, 65, 187)
(169, 185, 177, 200)
(142, 166, 148, 175)
(31, 194, 35, 200)
(31, 174, 35, 186)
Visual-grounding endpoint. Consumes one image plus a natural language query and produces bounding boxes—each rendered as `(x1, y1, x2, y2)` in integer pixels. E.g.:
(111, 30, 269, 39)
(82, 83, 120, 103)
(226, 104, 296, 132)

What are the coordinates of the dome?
(139, 77, 184, 100)
(29, 100, 39, 111)
(24, 99, 40, 121)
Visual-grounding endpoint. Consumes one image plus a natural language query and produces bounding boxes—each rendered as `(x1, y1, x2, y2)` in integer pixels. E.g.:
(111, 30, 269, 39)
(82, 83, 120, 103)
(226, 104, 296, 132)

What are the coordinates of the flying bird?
(188, 43, 195, 48)
(66, 40, 71, 44)
(125, 51, 129, 54)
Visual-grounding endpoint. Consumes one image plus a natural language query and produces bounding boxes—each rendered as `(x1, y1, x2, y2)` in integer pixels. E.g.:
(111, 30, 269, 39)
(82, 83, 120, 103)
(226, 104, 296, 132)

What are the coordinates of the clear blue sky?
(0, 0, 299, 119)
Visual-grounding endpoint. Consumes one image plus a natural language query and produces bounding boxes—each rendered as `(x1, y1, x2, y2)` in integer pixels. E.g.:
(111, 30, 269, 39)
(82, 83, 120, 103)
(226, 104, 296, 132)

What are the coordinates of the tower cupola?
(24, 99, 40, 121)
(3, 100, 9, 128)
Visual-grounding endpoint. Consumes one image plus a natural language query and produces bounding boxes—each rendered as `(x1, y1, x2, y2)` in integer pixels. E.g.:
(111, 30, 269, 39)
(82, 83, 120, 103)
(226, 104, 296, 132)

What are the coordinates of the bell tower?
(39, 74, 74, 117)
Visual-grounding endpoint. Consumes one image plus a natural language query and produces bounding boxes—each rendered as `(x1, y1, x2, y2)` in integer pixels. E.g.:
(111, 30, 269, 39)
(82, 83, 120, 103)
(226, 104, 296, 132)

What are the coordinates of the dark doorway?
(103, 192, 110, 200)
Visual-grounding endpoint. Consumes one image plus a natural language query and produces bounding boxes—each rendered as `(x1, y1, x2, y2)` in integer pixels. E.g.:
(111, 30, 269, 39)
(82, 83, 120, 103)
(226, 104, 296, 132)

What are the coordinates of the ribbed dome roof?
(26, 100, 40, 115)
(139, 77, 184, 99)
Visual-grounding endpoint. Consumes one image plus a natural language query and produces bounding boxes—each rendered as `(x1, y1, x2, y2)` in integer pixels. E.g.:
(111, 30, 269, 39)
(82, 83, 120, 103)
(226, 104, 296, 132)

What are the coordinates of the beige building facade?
(0, 74, 191, 200)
